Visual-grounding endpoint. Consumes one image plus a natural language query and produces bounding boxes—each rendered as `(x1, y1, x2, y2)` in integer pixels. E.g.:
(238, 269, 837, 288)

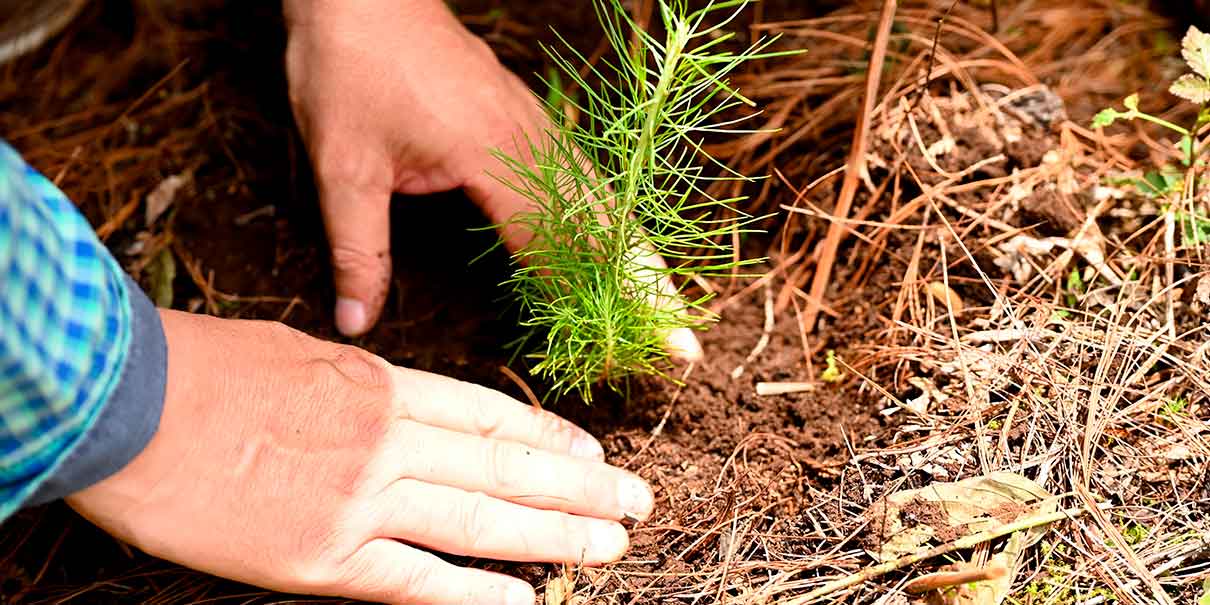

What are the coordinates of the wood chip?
(925, 281, 965, 314)
(756, 381, 815, 396)
(144, 173, 189, 226)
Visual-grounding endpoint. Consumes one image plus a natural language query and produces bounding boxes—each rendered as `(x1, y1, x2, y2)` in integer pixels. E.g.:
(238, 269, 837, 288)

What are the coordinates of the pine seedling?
(492, 0, 796, 401)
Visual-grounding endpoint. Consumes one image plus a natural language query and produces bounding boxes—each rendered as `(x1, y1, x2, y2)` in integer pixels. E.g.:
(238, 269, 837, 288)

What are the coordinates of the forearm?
(0, 141, 166, 520)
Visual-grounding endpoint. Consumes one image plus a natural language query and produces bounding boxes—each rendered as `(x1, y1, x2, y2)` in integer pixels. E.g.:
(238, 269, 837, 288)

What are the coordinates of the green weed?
(1065, 266, 1086, 308)
(1094, 26, 1210, 212)
(1177, 209, 1210, 245)
(1121, 522, 1149, 545)
(821, 350, 843, 383)
(1159, 395, 1189, 419)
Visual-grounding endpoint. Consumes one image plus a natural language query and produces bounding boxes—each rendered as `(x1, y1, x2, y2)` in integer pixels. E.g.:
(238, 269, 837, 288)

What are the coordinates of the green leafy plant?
(1064, 266, 1085, 308)
(1093, 26, 1210, 249)
(1093, 27, 1210, 164)
(1092, 93, 1201, 160)
(493, 0, 796, 399)
(1158, 395, 1189, 420)
(1178, 209, 1210, 245)
(1107, 168, 1183, 198)
(1121, 522, 1149, 546)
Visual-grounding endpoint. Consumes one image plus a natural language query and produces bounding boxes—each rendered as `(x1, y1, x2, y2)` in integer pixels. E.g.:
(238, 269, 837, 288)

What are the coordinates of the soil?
(0, 2, 897, 603)
(3, 1, 1208, 604)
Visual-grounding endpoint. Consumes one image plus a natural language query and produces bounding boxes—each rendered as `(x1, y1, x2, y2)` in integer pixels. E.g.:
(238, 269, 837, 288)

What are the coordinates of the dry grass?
(1, 1, 1207, 604)
(571, 0, 1209, 603)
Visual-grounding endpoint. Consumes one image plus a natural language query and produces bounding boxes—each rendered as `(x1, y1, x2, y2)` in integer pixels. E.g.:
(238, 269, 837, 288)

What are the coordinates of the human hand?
(283, 0, 703, 360)
(68, 310, 654, 604)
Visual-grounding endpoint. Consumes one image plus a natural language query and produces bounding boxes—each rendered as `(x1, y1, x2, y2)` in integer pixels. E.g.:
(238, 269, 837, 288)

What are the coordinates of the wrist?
(26, 275, 167, 507)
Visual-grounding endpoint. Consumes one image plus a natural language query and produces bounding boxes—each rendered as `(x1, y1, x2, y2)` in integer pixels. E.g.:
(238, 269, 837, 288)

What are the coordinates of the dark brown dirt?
(898, 498, 963, 545)
(0, 2, 896, 603)
(8, 1, 1204, 602)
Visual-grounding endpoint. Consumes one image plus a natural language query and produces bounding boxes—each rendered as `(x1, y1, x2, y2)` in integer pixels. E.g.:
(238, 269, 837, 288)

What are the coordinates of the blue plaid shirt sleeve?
(0, 141, 134, 519)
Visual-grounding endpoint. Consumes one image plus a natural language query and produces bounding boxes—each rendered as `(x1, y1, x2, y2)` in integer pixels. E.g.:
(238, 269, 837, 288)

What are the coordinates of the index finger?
(389, 367, 605, 460)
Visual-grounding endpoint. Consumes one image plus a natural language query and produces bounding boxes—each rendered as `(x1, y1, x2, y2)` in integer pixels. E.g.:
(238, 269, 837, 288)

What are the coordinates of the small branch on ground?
(799, 0, 897, 328)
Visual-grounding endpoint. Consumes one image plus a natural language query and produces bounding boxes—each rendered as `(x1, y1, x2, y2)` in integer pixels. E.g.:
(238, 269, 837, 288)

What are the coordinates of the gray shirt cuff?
(25, 274, 167, 505)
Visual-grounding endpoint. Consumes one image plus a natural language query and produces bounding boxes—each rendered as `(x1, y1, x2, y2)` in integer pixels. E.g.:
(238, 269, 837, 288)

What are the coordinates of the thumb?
(340, 539, 535, 605)
(318, 180, 393, 337)
(631, 244, 705, 363)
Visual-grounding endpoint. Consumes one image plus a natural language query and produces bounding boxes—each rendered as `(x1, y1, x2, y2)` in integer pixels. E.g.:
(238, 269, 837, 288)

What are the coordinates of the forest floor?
(1, 1, 1207, 604)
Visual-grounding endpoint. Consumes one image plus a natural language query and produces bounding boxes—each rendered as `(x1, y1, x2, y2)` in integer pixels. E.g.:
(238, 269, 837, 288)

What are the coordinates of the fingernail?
(504, 581, 534, 605)
(570, 434, 605, 460)
(665, 327, 704, 362)
(617, 475, 653, 519)
(335, 297, 367, 336)
(587, 521, 629, 562)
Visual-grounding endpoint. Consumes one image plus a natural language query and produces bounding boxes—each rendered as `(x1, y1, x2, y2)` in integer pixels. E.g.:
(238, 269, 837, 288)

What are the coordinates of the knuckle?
(298, 346, 396, 494)
(560, 515, 586, 558)
(328, 547, 428, 605)
(310, 140, 369, 184)
(469, 388, 506, 438)
(311, 143, 352, 182)
(468, 387, 578, 449)
(534, 412, 576, 453)
(260, 318, 310, 343)
(527, 405, 582, 451)
(309, 142, 393, 201)
(317, 344, 392, 394)
(374, 479, 429, 537)
(390, 559, 437, 604)
(330, 244, 390, 277)
(482, 122, 530, 158)
(255, 319, 333, 359)
(580, 466, 606, 507)
(537, 409, 577, 444)
(289, 554, 344, 594)
(464, 34, 499, 66)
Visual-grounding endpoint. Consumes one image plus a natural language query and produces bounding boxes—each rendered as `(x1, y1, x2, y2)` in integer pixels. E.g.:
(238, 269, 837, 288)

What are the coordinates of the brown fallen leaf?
(866, 471, 1053, 562)
(867, 472, 1056, 605)
(144, 172, 190, 227)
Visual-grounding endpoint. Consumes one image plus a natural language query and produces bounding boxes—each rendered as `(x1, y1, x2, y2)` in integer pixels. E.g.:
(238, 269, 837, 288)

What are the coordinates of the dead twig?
(903, 561, 1007, 594)
(800, 0, 897, 329)
(499, 365, 542, 409)
(779, 505, 1089, 605)
(730, 286, 774, 379)
(755, 381, 816, 396)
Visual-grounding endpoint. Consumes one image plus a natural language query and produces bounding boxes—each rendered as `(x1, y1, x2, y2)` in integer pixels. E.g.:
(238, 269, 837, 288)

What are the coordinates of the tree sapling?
(493, 0, 796, 400)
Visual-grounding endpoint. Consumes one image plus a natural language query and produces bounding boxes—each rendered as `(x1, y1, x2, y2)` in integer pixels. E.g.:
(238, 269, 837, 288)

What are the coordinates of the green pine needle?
(492, 0, 798, 401)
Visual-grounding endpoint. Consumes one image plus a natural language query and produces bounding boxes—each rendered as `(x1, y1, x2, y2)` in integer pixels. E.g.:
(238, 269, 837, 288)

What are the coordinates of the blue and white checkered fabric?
(0, 141, 131, 518)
